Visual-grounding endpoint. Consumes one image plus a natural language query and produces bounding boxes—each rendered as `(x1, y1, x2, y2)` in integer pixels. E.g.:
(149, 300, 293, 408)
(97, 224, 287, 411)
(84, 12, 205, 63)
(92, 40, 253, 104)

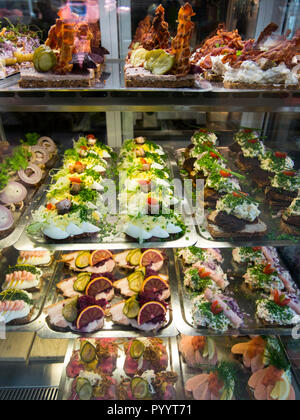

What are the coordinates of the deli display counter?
(0, 0, 300, 403)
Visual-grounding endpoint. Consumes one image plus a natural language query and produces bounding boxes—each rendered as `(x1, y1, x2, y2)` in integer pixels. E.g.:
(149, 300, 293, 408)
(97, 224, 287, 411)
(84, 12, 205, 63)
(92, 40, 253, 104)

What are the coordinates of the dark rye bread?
(223, 81, 300, 90)
(235, 153, 260, 172)
(282, 212, 300, 228)
(280, 219, 300, 236)
(8, 305, 35, 326)
(229, 142, 242, 154)
(252, 168, 273, 188)
(265, 186, 297, 207)
(203, 71, 223, 82)
(124, 66, 195, 88)
(207, 210, 267, 238)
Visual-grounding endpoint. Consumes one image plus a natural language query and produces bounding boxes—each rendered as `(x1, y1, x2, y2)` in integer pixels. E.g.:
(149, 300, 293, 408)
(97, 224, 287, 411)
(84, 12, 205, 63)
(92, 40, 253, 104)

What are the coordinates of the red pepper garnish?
(141, 158, 148, 165)
(243, 129, 252, 134)
(248, 139, 258, 144)
(220, 170, 231, 178)
(198, 267, 211, 279)
(232, 191, 248, 198)
(199, 128, 208, 133)
(263, 264, 275, 275)
(69, 177, 82, 184)
(87, 134, 96, 139)
(283, 171, 296, 177)
(273, 290, 291, 307)
(46, 203, 55, 211)
(147, 197, 159, 206)
(252, 247, 262, 252)
(211, 301, 223, 315)
(210, 152, 219, 159)
(275, 152, 287, 159)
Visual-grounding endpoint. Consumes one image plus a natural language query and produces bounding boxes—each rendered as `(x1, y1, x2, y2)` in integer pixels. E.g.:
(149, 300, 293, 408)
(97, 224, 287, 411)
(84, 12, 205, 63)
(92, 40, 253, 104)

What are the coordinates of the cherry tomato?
(220, 170, 231, 178)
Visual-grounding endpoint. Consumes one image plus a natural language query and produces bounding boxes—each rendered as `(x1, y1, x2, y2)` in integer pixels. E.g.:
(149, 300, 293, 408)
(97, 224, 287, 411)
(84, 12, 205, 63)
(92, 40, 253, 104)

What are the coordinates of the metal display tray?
(177, 335, 300, 401)
(176, 147, 300, 248)
(173, 248, 300, 337)
(36, 249, 178, 339)
(0, 247, 60, 333)
(14, 147, 198, 251)
(57, 336, 184, 400)
(0, 155, 58, 250)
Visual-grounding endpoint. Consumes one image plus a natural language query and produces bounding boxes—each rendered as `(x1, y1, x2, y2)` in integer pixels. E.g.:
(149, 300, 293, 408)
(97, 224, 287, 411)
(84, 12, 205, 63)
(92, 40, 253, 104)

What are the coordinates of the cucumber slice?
(80, 341, 97, 364)
(151, 52, 175, 75)
(129, 249, 142, 266)
(75, 252, 91, 269)
(130, 340, 145, 359)
(37, 51, 56, 72)
(131, 378, 149, 399)
(62, 296, 78, 322)
(76, 377, 89, 394)
(128, 271, 144, 293)
(73, 273, 91, 293)
(78, 382, 93, 401)
(123, 297, 140, 319)
(144, 49, 165, 72)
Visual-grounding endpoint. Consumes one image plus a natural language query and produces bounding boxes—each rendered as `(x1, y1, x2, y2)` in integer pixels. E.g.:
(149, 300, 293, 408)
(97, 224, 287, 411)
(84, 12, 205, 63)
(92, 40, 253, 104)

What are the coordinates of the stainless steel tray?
(15, 147, 198, 251)
(37, 249, 178, 339)
(173, 248, 300, 336)
(57, 336, 184, 400)
(0, 247, 59, 333)
(0, 155, 58, 250)
(177, 335, 300, 400)
(176, 147, 300, 248)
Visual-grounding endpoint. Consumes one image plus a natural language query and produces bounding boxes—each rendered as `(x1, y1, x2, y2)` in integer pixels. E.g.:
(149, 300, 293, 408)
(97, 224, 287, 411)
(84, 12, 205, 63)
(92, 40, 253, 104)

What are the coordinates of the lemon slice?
(130, 48, 148, 67)
(270, 373, 290, 401)
(207, 337, 216, 360)
(220, 385, 234, 401)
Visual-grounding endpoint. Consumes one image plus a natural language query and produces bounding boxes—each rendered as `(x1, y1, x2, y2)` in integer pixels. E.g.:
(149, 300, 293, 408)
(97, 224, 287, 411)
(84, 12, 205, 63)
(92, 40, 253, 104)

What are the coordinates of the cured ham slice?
(204, 288, 243, 329)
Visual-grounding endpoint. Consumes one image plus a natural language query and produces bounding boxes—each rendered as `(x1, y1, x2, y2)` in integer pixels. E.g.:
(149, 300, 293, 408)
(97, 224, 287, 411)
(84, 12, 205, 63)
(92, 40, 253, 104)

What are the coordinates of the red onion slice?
(18, 163, 43, 185)
(37, 137, 56, 154)
(0, 205, 14, 231)
(30, 146, 49, 165)
(0, 182, 28, 204)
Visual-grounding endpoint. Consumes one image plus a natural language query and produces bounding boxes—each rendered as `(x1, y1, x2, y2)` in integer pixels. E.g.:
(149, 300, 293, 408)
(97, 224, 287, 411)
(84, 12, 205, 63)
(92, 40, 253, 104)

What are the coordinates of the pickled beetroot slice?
(0, 205, 14, 231)
(0, 182, 27, 204)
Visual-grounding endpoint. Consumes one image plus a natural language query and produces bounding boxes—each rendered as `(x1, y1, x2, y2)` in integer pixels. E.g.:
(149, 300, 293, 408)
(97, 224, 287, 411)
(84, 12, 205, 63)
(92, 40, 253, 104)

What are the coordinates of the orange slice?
(137, 301, 166, 326)
(85, 277, 113, 297)
(89, 250, 113, 267)
(141, 276, 169, 294)
(139, 249, 164, 267)
(76, 305, 105, 330)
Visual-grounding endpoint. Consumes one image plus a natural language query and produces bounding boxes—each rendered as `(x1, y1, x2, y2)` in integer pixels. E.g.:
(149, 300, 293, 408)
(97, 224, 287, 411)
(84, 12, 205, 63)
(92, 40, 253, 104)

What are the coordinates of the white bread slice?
(207, 211, 267, 238)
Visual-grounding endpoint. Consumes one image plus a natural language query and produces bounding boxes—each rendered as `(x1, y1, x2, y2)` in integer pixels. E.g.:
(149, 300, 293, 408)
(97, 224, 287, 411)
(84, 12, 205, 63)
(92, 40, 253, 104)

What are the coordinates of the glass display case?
(0, 0, 299, 403)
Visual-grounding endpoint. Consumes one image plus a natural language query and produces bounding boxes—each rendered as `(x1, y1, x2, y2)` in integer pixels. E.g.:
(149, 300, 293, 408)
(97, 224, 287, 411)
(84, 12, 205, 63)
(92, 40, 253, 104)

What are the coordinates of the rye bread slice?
(223, 81, 300, 90)
(207, 211, 267, 238)
(203, 71, 223, 82)
(280, 219, 300, 236)
(124, 66, 195, 88)
(235, 153, 260, 172)
(282, 212, 300, 228)
(7, 306, 35, 326)
(265, 186, 297, 206)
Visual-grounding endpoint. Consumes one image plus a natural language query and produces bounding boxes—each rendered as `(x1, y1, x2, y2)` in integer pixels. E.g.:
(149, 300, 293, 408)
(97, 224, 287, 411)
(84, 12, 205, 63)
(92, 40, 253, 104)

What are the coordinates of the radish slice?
(30, 146, 49, 165)
(0, 182, 27, 204)
(0, 205, 14, 231)
(18, 163, 43, 185)
(37, 137, 56, 154)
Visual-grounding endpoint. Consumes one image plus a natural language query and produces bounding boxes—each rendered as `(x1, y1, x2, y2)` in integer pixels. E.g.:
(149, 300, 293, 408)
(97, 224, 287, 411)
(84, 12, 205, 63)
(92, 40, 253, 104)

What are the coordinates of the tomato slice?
(263, 264, 275, 275)
(252, 247, 262, 251)
(211, 301, 223, 315)
(275, 152, 287, 159)
(210, 152, 219, 159)
(220, 170, 231, 178)
(283, 171, 296, 177)
(198, 267, 211, 278)
(248, 139, 258, 144)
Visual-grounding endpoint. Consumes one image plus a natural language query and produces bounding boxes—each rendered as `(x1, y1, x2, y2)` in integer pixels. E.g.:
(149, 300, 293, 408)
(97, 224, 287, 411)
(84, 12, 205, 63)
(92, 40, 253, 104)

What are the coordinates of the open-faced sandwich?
(266, 171, 300, 208)
(232, 246, 279, 266)
(68, 371, 117, 401)
(256, 289, 300, 326)
(19, 5, 109, 88)
(178, 247, 223, 266)
(123, 338, 168, 376)
(0, 289, 34, 325)
(125, 3, 195, 88)
(117, 370, 178, 401)
(229, 127, 261, 154)
(44, 295, 107, 333)
(185, 361, 237, 400)
(243, 263, 285, 292)
(179, 335, 218, 367)
(60, 250, 115, 274)
(204, 169, 242, 208)
(252, 151, 295, 188)
(207, 191, 267, 239)
(17, 250, 53, 266)
(192, 288, 244, 332)
(184, 261, 228, 292)
(281, 197, 300, 236)
(2, 265, 43, 292)
(66, 339, 119, 378)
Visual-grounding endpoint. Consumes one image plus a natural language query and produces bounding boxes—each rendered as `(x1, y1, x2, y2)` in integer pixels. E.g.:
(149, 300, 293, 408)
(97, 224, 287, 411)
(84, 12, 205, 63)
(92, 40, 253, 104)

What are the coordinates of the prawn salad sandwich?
(2, 265, 43, 292)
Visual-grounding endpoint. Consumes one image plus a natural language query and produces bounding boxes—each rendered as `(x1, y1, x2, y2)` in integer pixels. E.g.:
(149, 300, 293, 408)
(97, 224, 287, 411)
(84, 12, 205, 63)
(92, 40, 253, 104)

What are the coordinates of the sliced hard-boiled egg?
(43, 225, 70, 240)
(80, 222, 100, 234)
(66, 223, 84, 236)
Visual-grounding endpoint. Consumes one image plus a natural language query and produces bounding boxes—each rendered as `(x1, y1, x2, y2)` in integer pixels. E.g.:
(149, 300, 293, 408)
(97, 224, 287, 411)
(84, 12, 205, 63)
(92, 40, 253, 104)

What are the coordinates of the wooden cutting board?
(0, 332, 35, 362)
(29, 336, 69, 361)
